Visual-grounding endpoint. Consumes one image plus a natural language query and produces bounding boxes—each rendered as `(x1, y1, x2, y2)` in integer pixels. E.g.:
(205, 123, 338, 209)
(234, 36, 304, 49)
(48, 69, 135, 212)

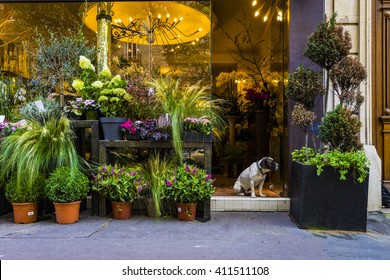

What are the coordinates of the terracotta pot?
(177, 202, 197, 221)
(53, 201, 81, 224)
(111, 201, 131, 219)
(12, 202, 38, 224)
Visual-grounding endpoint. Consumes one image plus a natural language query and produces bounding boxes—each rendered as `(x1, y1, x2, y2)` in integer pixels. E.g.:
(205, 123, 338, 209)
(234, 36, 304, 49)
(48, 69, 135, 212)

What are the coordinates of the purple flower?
(186, 165, 191, 172)
(166, 179, 172, 187)
(192, 167, 197, 174)
(204, 174, 212, 182)
(91, 173, 97, 181)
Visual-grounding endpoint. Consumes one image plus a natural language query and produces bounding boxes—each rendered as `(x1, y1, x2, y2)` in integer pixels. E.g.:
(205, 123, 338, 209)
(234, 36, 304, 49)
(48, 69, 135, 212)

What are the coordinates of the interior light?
(252, 0, 257, 6)
(255, 11, 259, 17)
(129, 17, 133, 22)
(263, 15, 268, 22)
(198, 28, 203, 32)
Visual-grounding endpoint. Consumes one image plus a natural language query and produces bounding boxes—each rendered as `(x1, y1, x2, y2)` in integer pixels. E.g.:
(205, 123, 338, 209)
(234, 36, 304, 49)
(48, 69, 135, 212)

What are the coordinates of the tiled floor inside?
(212, 174, 290, 212)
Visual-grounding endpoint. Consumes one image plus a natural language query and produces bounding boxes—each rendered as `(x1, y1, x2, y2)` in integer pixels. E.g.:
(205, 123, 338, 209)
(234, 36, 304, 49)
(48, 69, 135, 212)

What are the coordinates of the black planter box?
(183, 131, 212, 143)
(290, 161, 369, 231)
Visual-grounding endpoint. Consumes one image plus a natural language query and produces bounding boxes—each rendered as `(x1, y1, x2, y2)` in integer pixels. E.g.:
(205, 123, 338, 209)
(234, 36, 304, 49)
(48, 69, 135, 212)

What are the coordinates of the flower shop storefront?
(0, 0, 294, 219)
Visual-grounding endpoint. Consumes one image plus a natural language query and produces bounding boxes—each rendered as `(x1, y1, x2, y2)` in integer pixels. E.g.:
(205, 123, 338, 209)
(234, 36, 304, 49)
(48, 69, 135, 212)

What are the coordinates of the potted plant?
(63, 99, 83, 120)
(164, 163, 215, 221)
(4, 176, 45, 224)
(139, 152, 173, 218)
(121, 119, 141, 140)
(72, 56, 132, 140)
(81, 99, 99, 120)
(183, 117, 212, 142)
(0, 103, 80, 220)
(285, 13, 369, 231)
(44, 166, 90, 224)
(92, 164, 143, 219)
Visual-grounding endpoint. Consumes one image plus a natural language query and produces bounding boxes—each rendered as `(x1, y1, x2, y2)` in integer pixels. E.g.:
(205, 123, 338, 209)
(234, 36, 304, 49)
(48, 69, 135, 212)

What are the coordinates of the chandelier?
(83, 1, 211, 46)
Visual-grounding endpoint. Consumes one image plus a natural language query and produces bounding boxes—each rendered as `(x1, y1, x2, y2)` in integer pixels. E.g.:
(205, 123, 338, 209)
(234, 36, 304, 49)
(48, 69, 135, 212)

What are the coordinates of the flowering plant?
(120, 119, 140, 135)
(81, 99, 99, 111)
(63, 98, 82, 118)
(183, 117, 212, 135)
(92, 164, 144, 203)
(0, 121, 17, 136)
(72, 56, 131, 117)
(164, 164, 215, 203)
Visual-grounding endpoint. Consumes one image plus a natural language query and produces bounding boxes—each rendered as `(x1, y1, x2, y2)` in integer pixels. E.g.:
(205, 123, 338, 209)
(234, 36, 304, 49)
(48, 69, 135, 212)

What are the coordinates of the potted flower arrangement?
(0, 120, 17, 138)
(121, 119, 141, 140)
(81, 99, 99, 120)
(183, 117, 212, 142)
(63, 99, 83, 120)
(72, 56, 132, 140)
(44, 166, 90, 224)
(92, 164, 143, 219)
(164, 164, 215, 221)
(286, 13, 369, 231)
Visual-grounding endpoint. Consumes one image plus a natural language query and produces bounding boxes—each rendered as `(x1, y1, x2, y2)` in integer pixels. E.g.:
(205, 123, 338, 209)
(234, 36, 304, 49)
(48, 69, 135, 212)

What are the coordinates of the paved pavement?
(0, 210, 390, 260)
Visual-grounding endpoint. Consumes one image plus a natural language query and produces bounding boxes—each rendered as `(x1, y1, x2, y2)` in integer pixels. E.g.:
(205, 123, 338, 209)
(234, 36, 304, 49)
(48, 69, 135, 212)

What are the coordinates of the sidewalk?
(0, 210, 390, 260)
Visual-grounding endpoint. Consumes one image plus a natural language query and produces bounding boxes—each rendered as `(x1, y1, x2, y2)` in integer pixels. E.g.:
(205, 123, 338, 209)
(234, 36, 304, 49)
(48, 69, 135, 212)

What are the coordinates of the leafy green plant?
(291, 147, 369, 183)
(19, 98, 62, 124)
(5, 176, 45, 203)
(72, 56, 131, 117)
(92, 164, 143, 203)
(148, 77, 226, 161)
(45, 166, 90, 203)
(139, 152, 173, 217)
(0, 117, 80, 193)
(286, 13, 369, 179)
(318, 105, 362, 152)
(164, 164, 215, 203)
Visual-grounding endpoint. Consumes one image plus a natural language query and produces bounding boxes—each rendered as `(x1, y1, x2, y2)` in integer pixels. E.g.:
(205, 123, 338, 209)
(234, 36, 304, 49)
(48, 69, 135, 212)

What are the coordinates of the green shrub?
(5, 176, 45, 203)
(45, 166, 90, 203)
(19, 98, 62, 124)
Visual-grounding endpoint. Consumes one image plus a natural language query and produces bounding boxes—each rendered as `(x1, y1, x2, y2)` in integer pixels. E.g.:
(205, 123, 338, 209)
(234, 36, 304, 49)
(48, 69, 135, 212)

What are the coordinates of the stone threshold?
(211, 196, 290, 212)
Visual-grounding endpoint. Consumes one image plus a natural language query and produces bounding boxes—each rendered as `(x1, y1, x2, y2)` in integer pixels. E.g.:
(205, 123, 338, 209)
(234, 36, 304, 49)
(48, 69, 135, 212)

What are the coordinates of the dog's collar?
(257, 159, 265, 175)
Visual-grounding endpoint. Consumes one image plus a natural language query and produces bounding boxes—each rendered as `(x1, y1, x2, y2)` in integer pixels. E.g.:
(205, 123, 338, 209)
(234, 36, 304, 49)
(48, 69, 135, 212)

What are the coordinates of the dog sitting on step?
(233, 157, 279, 197)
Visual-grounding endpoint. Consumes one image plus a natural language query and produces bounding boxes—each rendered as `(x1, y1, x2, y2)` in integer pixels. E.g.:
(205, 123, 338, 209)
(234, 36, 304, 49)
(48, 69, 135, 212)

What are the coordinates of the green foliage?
(92, 164, 143, 203)
(19, 98, 62, 124)
(139, 152, 173, 217)
(5, 175, 45, 203)
(0, 117, 80, 193)
(223, 141, 247, 164)
(33, 29, 96, 95)
(148, 77, 226, 161)
(292, 147, 369, 183)
(285, 65, 324, 110)
(304, 13, 352, 71)
(318, 105, 362, 152)
(45, 166, 90, 203)
(164, 164, 215, 203)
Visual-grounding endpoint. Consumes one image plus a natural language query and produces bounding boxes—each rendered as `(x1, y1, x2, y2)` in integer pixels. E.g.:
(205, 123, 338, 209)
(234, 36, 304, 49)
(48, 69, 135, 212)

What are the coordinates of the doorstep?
(211, 196, 290, 212)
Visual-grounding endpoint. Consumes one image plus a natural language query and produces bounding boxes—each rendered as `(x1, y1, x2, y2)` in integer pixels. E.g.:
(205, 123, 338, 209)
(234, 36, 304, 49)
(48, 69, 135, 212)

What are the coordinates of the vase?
(53, 201, 81, 224)
(290, 161, 369, 231)
(85, 110, 98, 120)
(100, 117, 127, 140)
(11, 202, 38, 224)
(111, 201, 131, 219)
(227, 115, 239, 143)
(177, 202, 197, 221)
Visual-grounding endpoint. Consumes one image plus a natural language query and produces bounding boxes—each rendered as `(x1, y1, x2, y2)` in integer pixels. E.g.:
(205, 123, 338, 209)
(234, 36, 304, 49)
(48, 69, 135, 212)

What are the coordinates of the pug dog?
(233, 157, 279, 197)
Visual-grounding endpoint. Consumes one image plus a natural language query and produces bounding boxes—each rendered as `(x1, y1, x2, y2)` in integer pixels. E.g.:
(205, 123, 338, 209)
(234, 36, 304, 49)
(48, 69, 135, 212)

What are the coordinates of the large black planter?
(100, 117, 127, 140)
(290, 161, 369, 231)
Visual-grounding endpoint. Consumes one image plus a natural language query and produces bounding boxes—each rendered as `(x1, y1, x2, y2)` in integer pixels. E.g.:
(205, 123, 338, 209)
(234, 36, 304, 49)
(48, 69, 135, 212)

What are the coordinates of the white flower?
(79, 56, 94, 70)
(91, 80, 103, 89)
(72, 79, 84, 91)
(99, 67, 111, 78)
